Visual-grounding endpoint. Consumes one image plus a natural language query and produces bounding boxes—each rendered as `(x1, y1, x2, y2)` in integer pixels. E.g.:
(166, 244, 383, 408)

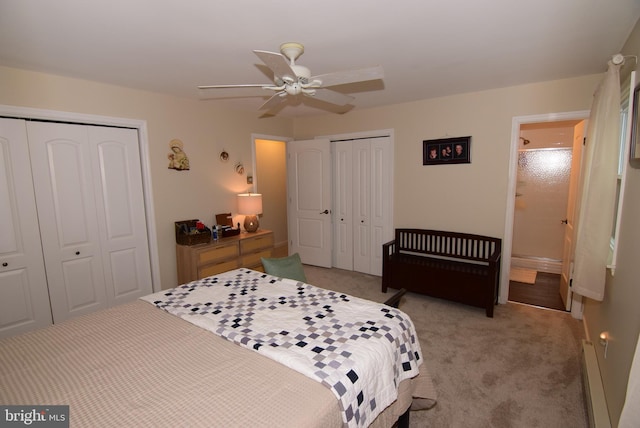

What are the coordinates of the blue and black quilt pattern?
(142, 268, 422, 427)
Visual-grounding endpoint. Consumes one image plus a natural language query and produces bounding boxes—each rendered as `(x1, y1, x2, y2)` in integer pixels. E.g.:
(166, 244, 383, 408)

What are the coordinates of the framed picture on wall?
(423, 136, 471, 165)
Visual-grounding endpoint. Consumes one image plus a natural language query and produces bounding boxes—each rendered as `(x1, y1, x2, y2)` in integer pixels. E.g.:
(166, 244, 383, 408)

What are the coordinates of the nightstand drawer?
(176, 229, 274, 284)
(240, 233, 274, 253)
(241, 248, 274, 267)
(199, 259, 239, 278)
(198, 244, 238, 264)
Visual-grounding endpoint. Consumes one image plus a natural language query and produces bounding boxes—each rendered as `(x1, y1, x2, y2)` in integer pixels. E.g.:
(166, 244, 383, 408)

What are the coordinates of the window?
(609, 70, 636, 272)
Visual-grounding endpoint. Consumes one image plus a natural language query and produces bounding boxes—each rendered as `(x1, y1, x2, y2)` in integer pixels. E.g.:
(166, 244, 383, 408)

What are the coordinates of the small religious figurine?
(168, 139, 190, 170)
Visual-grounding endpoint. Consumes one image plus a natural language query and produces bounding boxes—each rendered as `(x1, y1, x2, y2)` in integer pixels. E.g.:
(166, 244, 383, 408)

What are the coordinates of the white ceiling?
(1, 0, 640, 117)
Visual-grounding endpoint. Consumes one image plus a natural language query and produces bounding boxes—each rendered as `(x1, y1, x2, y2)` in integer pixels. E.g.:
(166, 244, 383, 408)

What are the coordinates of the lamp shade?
(237, 193, 263, 232)
(237, 193, 263, 215)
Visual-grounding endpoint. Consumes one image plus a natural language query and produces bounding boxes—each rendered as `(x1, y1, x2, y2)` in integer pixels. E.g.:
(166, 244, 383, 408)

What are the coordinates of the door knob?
(2, 262, 7, 267)
(561, 219, 568, 224)
(320, 209, 329, 214)
(75, 251, 80, 255)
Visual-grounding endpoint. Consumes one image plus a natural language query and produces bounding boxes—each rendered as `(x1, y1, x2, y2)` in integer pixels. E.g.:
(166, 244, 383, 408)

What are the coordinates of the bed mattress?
(0, 274, 436, 427)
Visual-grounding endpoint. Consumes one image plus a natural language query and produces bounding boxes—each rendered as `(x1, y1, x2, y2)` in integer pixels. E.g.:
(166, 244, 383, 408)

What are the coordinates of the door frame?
(250, 133, 292, 194)
(502, 111, 589, 316)
(251, 133, 292, 254)
(0, 103, 162, 292)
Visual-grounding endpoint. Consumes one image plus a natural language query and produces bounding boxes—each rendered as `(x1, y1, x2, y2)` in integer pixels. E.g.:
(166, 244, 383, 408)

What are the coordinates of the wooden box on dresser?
(176, 229, 274, 285)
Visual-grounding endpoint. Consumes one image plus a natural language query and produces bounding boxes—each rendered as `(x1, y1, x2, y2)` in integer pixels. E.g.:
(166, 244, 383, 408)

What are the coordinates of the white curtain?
(619, 333, 640, 427)
(571, 61, 622, 301)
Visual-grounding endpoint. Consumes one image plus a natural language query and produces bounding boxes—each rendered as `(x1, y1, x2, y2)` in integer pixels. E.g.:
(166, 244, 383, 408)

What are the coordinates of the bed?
(0, 268, 436, 427)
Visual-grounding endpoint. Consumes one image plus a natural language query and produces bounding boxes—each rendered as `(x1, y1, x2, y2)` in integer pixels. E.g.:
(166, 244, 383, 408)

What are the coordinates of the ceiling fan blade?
(311, 65, 384, 87)
(197, 86, 270, 100)
(254, 50, 296, 82)
(198, 84, 273, 89)
(258, 92, 287, 110)
(307, 88, 355, 106)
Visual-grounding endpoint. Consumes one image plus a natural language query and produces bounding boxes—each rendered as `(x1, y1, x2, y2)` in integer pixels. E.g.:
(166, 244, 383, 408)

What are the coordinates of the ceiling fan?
(198, 42, 384, 111)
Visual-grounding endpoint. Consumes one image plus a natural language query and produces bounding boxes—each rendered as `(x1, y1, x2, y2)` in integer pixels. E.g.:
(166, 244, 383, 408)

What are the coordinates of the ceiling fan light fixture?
(286, 82, 303, 96)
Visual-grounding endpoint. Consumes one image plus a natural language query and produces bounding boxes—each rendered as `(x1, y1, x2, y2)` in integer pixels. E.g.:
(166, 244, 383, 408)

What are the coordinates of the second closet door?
(333, 137, 392, 276)
(27, 122, 152, 323)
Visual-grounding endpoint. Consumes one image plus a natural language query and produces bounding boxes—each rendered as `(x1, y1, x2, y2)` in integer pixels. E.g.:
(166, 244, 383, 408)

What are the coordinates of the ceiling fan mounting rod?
(280, 42, 304, 65)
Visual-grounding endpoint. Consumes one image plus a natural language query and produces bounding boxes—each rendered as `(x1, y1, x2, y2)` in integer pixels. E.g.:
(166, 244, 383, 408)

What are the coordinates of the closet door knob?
(75, 251, 80, 255)
(2, 262, 7, 267)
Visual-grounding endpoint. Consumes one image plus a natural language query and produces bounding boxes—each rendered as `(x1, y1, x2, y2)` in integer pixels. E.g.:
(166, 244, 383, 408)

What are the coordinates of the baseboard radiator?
(581, 340, 611, 428)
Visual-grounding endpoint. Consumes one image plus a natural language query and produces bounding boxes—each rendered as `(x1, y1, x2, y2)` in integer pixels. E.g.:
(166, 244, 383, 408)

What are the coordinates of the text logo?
(1, 406, 68, 428)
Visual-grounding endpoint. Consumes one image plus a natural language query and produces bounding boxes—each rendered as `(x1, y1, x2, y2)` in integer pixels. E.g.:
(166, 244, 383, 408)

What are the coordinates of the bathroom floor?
(508, 272, 566, 311)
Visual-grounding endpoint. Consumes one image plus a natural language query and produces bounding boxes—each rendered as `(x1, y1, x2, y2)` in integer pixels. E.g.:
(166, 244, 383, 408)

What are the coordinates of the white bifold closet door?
(0, 118, 153, 338)
(0, 118, 52, 336)
(27, 121, 153, 323)
(333, 137, 392, 276)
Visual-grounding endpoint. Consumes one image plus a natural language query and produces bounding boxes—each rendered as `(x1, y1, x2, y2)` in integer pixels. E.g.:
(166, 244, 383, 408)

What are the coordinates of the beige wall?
(0, 66, 293, 290)
(581, 18, 640, 427)
(294, 74, 601, 239)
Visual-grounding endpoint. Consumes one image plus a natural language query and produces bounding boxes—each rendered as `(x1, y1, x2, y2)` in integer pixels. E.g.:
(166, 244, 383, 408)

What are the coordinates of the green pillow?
(261, 253, 307, 282)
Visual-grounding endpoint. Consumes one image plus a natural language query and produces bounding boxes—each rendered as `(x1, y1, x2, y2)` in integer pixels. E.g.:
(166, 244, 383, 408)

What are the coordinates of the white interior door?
(353, 140, 371, 273)
(560, 121, 585, 310)
(0, 118, 52, 337)
(89, 126, 153, 305)
(332, 141, 353, 270)
(28, 122, 108, 322)
(27, 122, 152, 322)
(287, 139, 332, 267)
(369, 137, 393, 276)
(332, 136, 393, 276)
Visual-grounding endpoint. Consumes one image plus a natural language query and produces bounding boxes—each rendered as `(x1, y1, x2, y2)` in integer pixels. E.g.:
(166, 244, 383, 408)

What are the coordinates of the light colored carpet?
(303, 265, 588, 428)
(509, 267, 538, 284)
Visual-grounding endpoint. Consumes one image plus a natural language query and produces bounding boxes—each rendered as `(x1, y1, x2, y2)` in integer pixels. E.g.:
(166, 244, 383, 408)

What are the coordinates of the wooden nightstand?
(176, 229, 274, 284)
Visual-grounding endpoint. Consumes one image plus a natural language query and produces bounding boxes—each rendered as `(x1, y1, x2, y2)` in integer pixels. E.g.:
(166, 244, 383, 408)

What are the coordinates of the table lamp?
(237, 193, 263, 233)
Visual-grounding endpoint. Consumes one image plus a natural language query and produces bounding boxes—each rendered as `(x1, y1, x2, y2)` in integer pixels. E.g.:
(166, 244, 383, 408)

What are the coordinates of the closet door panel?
(332, 137, 392, 277)
(353, 140, 371, 274)
(27, 121, 107, 322)
(332, 142, 353, 270)
(61, 256, 102, 310)
(89, 127, 152, 304)
(369, 138, 392, 276)
(0, 118, 52, 337)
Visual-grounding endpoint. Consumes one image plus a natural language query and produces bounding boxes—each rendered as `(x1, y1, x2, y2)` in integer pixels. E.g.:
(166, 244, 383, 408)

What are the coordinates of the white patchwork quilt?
(141, 268, 422, 427)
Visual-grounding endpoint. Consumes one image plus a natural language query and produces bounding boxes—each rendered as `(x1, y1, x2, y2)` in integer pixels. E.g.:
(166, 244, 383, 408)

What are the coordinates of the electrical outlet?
(247, 175, 253, 184)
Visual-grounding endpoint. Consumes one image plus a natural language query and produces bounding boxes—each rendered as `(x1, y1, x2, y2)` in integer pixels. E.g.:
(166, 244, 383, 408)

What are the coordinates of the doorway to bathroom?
(508, 118, 587, 311)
